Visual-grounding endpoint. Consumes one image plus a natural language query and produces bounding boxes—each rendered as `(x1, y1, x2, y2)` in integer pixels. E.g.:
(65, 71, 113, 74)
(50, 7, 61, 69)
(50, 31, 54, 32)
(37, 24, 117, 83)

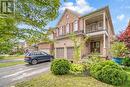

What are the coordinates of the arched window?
(74, 20, 78, 31)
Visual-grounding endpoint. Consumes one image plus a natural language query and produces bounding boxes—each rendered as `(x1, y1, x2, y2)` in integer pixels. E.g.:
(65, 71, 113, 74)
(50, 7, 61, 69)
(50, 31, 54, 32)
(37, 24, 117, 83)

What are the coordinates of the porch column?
(84, 19, 86, 33)
(55, 48, 56, 58)
(103, 12, 106, 30)
(103, 34, 107, 57)
(103, 34, 106, 48)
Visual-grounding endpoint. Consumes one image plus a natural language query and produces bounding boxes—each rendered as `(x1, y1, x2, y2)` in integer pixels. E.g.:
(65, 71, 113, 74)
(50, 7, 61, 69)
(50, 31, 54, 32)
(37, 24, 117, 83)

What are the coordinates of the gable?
(56, 9, 80, 27)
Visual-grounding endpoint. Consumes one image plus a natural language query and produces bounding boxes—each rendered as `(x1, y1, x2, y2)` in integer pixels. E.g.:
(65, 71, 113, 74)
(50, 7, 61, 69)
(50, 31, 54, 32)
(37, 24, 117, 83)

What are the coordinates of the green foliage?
(15, 0, 60, 29)
(110, 42, 128, 58)
(0, 17, 19, 54)
(51, 59, 70, 75)
(70, 63, 85, 74)
(69, 33, 90, 63)
(122, 57, 130, 66)
(83, 53, 103, 70)
(90, 61, 128, 86)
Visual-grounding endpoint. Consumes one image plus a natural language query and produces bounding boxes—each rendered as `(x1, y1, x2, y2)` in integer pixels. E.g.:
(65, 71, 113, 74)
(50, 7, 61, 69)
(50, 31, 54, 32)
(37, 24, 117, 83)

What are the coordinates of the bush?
(70, 63, 84, 74)
(90, 61, 128, 86)
(82, 53, 103, 73)
(122, 57, 130, 66)
(51, 59, 70, 75)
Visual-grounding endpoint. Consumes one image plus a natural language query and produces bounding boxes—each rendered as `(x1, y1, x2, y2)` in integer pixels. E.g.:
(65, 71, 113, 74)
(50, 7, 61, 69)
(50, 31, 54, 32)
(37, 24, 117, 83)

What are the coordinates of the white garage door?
(67, 47, 74, 59)
(40, 49, 50, 54)
(56, 48, 64, 58)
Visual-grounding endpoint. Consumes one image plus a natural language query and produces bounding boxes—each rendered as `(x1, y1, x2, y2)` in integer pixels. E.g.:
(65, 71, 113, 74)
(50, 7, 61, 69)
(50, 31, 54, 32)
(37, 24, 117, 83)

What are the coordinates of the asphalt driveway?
(0, 62, 50, 87)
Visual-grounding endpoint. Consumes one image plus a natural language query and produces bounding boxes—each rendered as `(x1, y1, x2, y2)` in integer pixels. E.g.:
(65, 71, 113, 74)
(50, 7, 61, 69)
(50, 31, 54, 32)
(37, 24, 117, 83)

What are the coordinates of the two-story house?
(53, 6, 115, 59)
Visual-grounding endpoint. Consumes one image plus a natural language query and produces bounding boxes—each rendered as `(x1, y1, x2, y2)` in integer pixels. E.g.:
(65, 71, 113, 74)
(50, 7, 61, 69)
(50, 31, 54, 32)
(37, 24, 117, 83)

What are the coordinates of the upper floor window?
(66, 15, 69, 23)
(59, 27, 62, 35)
(98, 21, 103, 30)
(56, 29, 59, 36)
(74, 20, 78, 31)
(66, 24, 69, 33)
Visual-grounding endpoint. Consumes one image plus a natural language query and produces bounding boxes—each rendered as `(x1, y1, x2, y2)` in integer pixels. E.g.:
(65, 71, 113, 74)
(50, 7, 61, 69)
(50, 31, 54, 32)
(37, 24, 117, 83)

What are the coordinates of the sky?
(46, 0, 130, 35)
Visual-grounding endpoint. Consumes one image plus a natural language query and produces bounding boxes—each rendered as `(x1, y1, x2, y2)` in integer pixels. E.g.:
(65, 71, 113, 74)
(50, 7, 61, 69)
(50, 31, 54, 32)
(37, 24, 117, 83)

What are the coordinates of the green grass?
(0, 55, 24, 60)
(15, 72, 114, 87)
(0, 61, 25, 68)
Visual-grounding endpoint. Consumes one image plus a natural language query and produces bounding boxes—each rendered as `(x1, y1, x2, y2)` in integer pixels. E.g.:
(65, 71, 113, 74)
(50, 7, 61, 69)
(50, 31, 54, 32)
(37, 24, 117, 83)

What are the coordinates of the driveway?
(0, 62, 50, 87)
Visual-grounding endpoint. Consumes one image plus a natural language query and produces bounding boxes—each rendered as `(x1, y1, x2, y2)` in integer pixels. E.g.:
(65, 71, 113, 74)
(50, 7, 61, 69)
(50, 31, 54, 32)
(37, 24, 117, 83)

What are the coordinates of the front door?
(90, 41, 100, 53)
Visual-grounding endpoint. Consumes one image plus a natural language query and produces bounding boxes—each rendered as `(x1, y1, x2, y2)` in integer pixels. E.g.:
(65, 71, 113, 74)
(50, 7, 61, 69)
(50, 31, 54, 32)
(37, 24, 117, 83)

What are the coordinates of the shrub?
(70, 63, 84, 74)
(90, 61, 128, 86)
(82, 53, 103, 71)
(51, 59, 70, 75)
(122, 57, 130, 66)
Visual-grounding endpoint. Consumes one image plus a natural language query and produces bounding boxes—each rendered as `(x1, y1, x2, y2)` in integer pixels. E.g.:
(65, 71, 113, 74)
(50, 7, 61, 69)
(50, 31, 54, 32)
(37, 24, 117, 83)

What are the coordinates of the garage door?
(67, 47, 74, 59)
(39, 49, 50, 54)
(56, 48, 64, 58)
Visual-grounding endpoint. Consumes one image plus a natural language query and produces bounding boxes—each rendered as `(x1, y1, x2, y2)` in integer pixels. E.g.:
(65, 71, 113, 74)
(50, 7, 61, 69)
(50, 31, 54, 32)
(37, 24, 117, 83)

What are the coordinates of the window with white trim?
(66, 24, 69, 33)
(56, 29, 59, 36)
(74, 20, 78, 31)
(59, 27, 62, 35)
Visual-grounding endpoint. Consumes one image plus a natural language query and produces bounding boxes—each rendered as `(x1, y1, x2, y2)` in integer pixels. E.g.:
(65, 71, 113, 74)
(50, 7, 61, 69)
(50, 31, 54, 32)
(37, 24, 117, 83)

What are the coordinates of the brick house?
(53, 6, 115, 59)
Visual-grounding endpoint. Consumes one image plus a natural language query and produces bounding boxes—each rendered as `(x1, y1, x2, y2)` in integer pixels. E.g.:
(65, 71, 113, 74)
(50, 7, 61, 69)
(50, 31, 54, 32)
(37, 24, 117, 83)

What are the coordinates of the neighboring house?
(53, 6, 115, 59)
(37, 42, 54, 54)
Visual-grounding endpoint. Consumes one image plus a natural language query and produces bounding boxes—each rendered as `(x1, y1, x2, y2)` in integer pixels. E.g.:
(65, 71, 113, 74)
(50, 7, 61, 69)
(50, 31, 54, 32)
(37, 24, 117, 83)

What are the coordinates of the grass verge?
(15, 72, 114, 87)
(0, 55, 24, 60)
(0, 61, 25, 68)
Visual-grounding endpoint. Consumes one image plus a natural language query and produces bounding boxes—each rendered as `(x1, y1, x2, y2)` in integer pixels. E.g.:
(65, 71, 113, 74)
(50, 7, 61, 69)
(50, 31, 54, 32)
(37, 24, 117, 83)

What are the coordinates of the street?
(0, 62, 50, 87)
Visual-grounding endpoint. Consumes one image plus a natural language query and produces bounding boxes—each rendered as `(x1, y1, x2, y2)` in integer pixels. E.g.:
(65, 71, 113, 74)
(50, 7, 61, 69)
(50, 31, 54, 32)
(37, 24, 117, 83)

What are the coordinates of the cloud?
(117, 14, 125, 21)
(59, 0, 95, 15)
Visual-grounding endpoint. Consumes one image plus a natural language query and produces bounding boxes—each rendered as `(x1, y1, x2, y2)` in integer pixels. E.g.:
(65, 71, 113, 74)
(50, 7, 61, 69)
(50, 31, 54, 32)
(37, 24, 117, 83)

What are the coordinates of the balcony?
(85, 21, 106, 34)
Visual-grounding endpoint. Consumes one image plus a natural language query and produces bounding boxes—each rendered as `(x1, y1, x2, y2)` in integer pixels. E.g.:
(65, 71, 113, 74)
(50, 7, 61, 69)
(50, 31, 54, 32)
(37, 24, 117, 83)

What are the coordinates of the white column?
(84, 19, 86, 33)
(103, 34, 106, 48)
(55, 48, 56, 58)
(103, 12, 106, 30)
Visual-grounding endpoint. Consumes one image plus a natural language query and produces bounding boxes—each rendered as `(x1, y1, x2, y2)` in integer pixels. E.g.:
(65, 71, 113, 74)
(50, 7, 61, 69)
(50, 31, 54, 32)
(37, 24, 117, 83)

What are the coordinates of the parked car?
(24, 51, 54, 65)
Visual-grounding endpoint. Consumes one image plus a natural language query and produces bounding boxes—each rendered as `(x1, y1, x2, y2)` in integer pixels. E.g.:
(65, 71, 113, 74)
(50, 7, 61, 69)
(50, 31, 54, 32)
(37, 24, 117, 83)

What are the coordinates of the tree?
(15, 0, 60, 29)
(0, 0, 61, 54)
(0, 17, 19, 54)
(70, 33, 90, 63)
(118, 20, 130, 49)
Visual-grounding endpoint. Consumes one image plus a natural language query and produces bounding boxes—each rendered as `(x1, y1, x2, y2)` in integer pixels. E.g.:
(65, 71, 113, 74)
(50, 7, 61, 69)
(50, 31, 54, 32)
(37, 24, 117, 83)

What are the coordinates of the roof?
(56, 9, 80, 26)
(128, 20, 130, 27)
(81, 6, 109, 18)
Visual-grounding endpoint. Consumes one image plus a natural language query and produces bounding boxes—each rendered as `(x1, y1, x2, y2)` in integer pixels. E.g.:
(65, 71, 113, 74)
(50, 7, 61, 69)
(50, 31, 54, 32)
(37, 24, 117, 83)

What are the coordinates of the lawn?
(0, 55, 24, 60)
(15, 72, 114, 87)
(0, 61, 25, 68)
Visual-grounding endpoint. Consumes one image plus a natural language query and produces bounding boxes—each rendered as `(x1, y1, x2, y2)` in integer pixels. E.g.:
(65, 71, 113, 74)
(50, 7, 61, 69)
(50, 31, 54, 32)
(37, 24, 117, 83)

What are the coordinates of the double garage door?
(56, 47, 74, 59)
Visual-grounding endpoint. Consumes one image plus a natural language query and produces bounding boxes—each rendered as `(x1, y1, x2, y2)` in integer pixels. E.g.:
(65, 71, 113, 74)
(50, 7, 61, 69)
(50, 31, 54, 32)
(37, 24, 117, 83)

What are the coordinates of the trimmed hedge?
(51, 59, 70, 75)
(90, 61, 128, 86)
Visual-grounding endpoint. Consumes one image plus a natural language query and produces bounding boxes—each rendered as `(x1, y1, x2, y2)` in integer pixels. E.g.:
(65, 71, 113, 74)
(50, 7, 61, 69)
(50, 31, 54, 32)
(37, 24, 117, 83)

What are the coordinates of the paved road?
(0, 62, 50, 87)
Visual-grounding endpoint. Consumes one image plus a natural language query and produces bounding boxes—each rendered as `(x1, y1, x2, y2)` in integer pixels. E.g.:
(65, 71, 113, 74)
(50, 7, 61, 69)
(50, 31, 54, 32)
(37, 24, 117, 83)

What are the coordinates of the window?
(74, 20, 78, 31)
(98, 21, 103, 30)
(66, 15, 69, 23)
(66, 24, 69, 33)
(56, 29, 59, 36)
(90, 41, 100, 53)
(59, 27, 62, 35)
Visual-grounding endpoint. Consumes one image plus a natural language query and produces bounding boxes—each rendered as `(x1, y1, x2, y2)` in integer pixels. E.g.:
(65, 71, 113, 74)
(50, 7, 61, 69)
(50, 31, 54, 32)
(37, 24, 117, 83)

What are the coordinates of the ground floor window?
(90, 41, 100, 53)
